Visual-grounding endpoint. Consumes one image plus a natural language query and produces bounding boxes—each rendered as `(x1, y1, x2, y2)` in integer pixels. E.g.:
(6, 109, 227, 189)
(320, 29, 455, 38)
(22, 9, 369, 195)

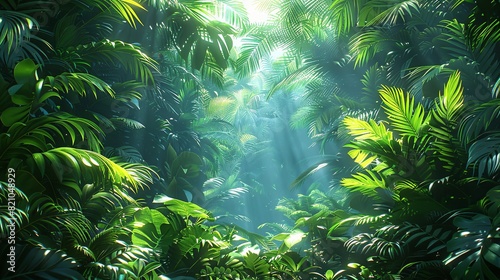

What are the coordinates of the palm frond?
(30, 147, 154, 195)
(148, 0, 236, 70)
(345, 231, 406, 261)
(329, 213, 390, 235)
(466, 17, 500, 54)
(0, 10, 50, 68)
(0, 10, 39, 57)
(0, 245, 84, 280)
(0, 114, 103, 161)
(71, 39, 158, 85)
(380, 85, 429, 137)
(343, 117, 393, 142)
(467, 133, 500, 178)
(75, 0, 145, 28)
(458, 99, 500, 145)
(360, 0, 420, 27)
(267, 62, 324, 99)
(329, 0, 365, 35)
(234, 27, 279, 78)
(18, 193, 93, 244)
(51, 72, 116, 98)
(0, 182, 28, 235)
(428, 71, 466, 172)
(341, 170, 388, 198)
(210, 0, 250, 30)
(349, 28, 396, 67)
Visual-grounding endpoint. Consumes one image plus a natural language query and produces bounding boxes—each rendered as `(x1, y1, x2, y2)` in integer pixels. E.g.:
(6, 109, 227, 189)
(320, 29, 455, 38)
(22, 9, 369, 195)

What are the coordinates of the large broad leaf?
(132, 207, 175, 252)
(154, 194, 211, 221)
(272, 229, 306, 253)
(445, 214, 500, 280)
(0, 245, 84, 279)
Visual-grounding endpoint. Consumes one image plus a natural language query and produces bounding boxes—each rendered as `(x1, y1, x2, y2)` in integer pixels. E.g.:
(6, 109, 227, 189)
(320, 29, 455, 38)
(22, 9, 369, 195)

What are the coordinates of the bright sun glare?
(243, 0, 270, 23)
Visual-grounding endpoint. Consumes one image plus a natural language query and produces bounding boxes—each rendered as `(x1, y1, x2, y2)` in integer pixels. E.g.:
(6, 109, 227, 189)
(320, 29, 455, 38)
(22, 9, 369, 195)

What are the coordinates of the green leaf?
(13, 58, 38, 85)
(0, 245, 84, 280)
(283, 230, 306, 249)
(0, 106, 30, 126)
(156, 195, 211, 220)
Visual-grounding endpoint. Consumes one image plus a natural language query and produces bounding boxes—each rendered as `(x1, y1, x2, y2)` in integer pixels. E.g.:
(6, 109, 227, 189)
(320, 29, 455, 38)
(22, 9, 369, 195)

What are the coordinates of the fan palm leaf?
(68, 39, 158, 85)
(329, 0, 367, 35)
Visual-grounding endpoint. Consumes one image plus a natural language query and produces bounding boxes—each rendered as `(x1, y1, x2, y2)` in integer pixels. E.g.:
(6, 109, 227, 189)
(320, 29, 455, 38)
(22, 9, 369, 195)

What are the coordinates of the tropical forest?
(1, 0, 500, 279)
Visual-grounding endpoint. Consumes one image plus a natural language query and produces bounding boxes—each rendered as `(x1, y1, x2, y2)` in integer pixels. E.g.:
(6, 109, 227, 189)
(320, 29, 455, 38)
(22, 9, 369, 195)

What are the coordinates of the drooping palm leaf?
(458, 99, 500, 145)
(74, 0, 145, 28)
(428, 71, 466, 172)
(329, 0, 366, 35)
(69, 39, 158, 85)
(30, 147, 154, 195)
(0, 114, 103, 161)
(467, 133, 500, 178)
(0, 10, 38, 57)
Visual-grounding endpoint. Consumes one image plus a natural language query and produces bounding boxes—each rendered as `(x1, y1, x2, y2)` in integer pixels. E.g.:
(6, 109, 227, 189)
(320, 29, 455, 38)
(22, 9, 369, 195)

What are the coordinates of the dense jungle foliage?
(1, 0, 500, 279)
